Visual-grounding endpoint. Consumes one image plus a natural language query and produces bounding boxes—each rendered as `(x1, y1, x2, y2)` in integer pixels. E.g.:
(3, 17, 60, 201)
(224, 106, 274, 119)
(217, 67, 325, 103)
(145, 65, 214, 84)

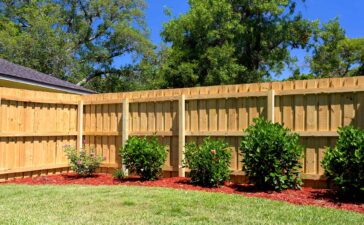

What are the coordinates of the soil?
(3, 173, 363, 214)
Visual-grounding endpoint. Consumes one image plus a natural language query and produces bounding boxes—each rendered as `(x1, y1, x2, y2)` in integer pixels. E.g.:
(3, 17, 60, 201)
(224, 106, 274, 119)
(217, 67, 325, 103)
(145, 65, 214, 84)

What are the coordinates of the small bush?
(64, 146, 103, 177)
(113, 169, 126, 180)
(322, 126, 364, 198)
(120, 136, 167, 180)
(184, 137, 231, 187)
(240, 118, 303, 191)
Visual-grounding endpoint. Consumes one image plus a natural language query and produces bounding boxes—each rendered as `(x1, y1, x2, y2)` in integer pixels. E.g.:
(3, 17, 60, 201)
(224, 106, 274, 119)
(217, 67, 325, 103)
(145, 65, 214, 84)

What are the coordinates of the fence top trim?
(82, 76, 364, 104)
(82, 86, 364, 105)
(1, 76, 364, 105)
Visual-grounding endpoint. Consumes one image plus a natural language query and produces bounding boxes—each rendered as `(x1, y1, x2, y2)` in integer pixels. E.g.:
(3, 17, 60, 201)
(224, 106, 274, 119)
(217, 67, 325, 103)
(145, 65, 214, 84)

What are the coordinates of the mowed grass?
(0, 185, 362, 225)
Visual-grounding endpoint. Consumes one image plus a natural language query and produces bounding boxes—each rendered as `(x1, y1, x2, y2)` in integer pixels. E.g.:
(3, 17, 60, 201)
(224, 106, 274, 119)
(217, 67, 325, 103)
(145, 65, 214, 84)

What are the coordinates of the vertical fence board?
(178, 95, 186, 177)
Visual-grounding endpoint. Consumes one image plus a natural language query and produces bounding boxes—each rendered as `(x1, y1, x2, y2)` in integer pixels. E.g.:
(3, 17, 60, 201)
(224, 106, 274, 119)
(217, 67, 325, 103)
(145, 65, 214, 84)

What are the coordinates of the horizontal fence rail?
(1, 76, 364, 186)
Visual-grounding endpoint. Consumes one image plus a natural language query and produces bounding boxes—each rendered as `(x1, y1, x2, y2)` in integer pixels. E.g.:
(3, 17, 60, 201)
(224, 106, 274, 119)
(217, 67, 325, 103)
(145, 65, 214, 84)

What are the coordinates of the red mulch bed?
(3, 173, 363, 214)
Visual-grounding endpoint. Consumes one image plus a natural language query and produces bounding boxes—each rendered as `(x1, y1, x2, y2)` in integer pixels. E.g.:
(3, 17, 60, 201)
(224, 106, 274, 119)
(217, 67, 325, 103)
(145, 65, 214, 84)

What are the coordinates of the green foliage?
(64, 145, 103, 177)
(120, 136, 167, 180)
(113, 169, 126, 180)
(0, 0, 154, 92)
(0, 1, 73, 80)
(286, 69, 316, 81)
(86, 60, 165, 93)
(322, 126, 364, 198)
(160, 0, 314, 88)
(308, 19, 364, 78)
(184, 138, 231, 187)
(241, 118, 303, 191)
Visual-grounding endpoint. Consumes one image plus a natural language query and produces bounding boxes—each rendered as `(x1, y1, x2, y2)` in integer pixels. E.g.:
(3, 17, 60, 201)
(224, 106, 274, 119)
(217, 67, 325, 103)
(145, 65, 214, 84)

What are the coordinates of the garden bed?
(3, 173, 363, 214)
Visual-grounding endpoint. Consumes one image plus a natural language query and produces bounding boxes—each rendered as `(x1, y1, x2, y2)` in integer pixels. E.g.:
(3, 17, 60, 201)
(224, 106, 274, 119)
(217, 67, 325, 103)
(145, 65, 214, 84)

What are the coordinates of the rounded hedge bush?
(120, 136, 167, 180)
(322, 126, 364, 198)
(240, 118, 303, 190)
(184, 137, 231, 187)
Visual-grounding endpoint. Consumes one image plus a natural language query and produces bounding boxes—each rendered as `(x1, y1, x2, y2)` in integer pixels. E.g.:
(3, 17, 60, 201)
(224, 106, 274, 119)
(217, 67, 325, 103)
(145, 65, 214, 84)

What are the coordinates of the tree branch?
(77, 68, 119, 85)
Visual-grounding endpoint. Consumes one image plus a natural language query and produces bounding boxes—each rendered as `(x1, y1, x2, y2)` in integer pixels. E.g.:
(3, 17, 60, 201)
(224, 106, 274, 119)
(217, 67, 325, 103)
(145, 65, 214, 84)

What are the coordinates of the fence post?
(267, 90, 275, 123)
(77, 100, 84, 150)
(178, 94, 186, 177)
(122, 98, 129, 172)
(0, 93, 1, 120)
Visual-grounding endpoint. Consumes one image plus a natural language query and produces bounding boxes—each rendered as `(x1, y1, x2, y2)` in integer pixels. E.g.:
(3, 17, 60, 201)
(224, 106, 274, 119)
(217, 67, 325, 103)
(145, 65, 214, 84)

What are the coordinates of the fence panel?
(0, 88, 81, 181)
(82, 93, 122, 173)
(2, 76, 364, 186)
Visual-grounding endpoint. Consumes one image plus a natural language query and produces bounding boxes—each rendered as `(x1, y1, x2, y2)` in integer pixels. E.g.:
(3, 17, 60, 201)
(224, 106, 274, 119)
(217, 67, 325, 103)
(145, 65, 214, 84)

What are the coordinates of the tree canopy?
(0, 0, 154, 92)
(160, 0, 315, 88)
(308, 19, 364, 78)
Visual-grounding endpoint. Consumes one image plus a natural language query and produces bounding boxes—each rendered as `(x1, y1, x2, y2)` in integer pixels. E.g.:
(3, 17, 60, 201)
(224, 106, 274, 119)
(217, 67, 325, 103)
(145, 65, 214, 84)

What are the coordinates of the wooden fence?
(2, 76, 364, 185)
(0, 88, 82, 181)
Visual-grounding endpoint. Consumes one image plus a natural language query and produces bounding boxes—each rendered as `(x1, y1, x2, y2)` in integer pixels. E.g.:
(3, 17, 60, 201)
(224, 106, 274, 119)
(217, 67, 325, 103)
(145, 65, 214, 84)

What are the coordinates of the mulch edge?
(2, 173, 363, 214)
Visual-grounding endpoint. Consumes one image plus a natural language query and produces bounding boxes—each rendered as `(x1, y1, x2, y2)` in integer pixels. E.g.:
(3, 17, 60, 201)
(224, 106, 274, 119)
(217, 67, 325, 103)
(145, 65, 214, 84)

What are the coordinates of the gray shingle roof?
(0, 58, 95, 94)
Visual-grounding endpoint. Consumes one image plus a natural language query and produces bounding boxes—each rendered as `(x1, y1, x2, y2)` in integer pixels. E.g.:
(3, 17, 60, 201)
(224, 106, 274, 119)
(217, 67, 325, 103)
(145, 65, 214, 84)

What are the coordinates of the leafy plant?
(120, 136, 167, 180)
(184, 137, 231, 187)
(113, 169, 126, 180)
(309, 19, 364, 78)
(160, 0, 315, 88)
(64, 145, 104, 177)
(322, 126, 364, 198)
(240, 118, 303, 191)
(0, 0, 154, 92)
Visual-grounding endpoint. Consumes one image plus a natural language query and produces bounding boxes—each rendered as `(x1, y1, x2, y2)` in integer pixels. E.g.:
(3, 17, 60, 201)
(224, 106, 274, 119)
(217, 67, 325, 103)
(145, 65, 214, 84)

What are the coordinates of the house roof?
(0, 58, 96, 94)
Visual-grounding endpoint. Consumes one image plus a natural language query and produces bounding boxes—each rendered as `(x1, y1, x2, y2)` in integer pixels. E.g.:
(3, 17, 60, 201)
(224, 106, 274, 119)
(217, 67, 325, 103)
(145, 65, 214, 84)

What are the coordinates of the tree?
(160, 0, 314, 88)
(0, 0, 154, 92)
(0, 1, 74, 80)
(308, 19, 364, 77)
(86, 59, 165, 93)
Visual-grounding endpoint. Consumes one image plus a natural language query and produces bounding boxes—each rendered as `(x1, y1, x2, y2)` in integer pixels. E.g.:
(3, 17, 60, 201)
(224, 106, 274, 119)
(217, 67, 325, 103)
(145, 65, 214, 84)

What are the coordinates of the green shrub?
(64, 146, 104, 177)
(184, 137, 232, 187)
(120, 136, 167, 180)
(113, 169, 126, 180)
(240, 118, 303, 191)
(322, 126, 364, 198)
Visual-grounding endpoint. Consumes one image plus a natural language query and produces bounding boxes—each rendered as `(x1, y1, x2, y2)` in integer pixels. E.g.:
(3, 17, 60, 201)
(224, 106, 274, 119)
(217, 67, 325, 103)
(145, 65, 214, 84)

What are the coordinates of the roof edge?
(0, 74, 96, 95)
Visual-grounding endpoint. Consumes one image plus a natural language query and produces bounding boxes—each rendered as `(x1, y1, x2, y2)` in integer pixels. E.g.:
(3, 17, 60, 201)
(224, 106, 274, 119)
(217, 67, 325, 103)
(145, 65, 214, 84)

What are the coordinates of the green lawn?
(0, 185, 362, 225)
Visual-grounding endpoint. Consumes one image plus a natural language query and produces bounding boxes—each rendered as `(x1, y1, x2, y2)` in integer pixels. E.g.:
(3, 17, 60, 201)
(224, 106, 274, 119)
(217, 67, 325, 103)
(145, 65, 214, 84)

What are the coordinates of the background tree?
(0, 0, 154, 92)
(160, 0, 314, 88)
(0, 1, 74, 80)
(87, 58, 165, 93)
(308, 19, 364, 77)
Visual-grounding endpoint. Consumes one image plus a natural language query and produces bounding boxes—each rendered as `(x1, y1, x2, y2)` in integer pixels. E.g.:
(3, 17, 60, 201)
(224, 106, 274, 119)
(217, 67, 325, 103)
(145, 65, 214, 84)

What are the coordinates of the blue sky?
(143, 0, 364, 79)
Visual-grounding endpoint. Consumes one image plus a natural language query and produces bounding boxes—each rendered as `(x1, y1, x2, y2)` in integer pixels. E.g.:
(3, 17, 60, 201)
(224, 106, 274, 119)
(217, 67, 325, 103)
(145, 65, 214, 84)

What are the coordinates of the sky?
(143, 0, 364, 80)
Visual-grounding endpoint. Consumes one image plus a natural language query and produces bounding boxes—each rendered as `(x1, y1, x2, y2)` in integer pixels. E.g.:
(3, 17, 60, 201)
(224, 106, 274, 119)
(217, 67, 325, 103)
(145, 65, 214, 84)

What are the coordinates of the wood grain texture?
(2, 76, 364, 182)
(0, 88, 80, 180)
